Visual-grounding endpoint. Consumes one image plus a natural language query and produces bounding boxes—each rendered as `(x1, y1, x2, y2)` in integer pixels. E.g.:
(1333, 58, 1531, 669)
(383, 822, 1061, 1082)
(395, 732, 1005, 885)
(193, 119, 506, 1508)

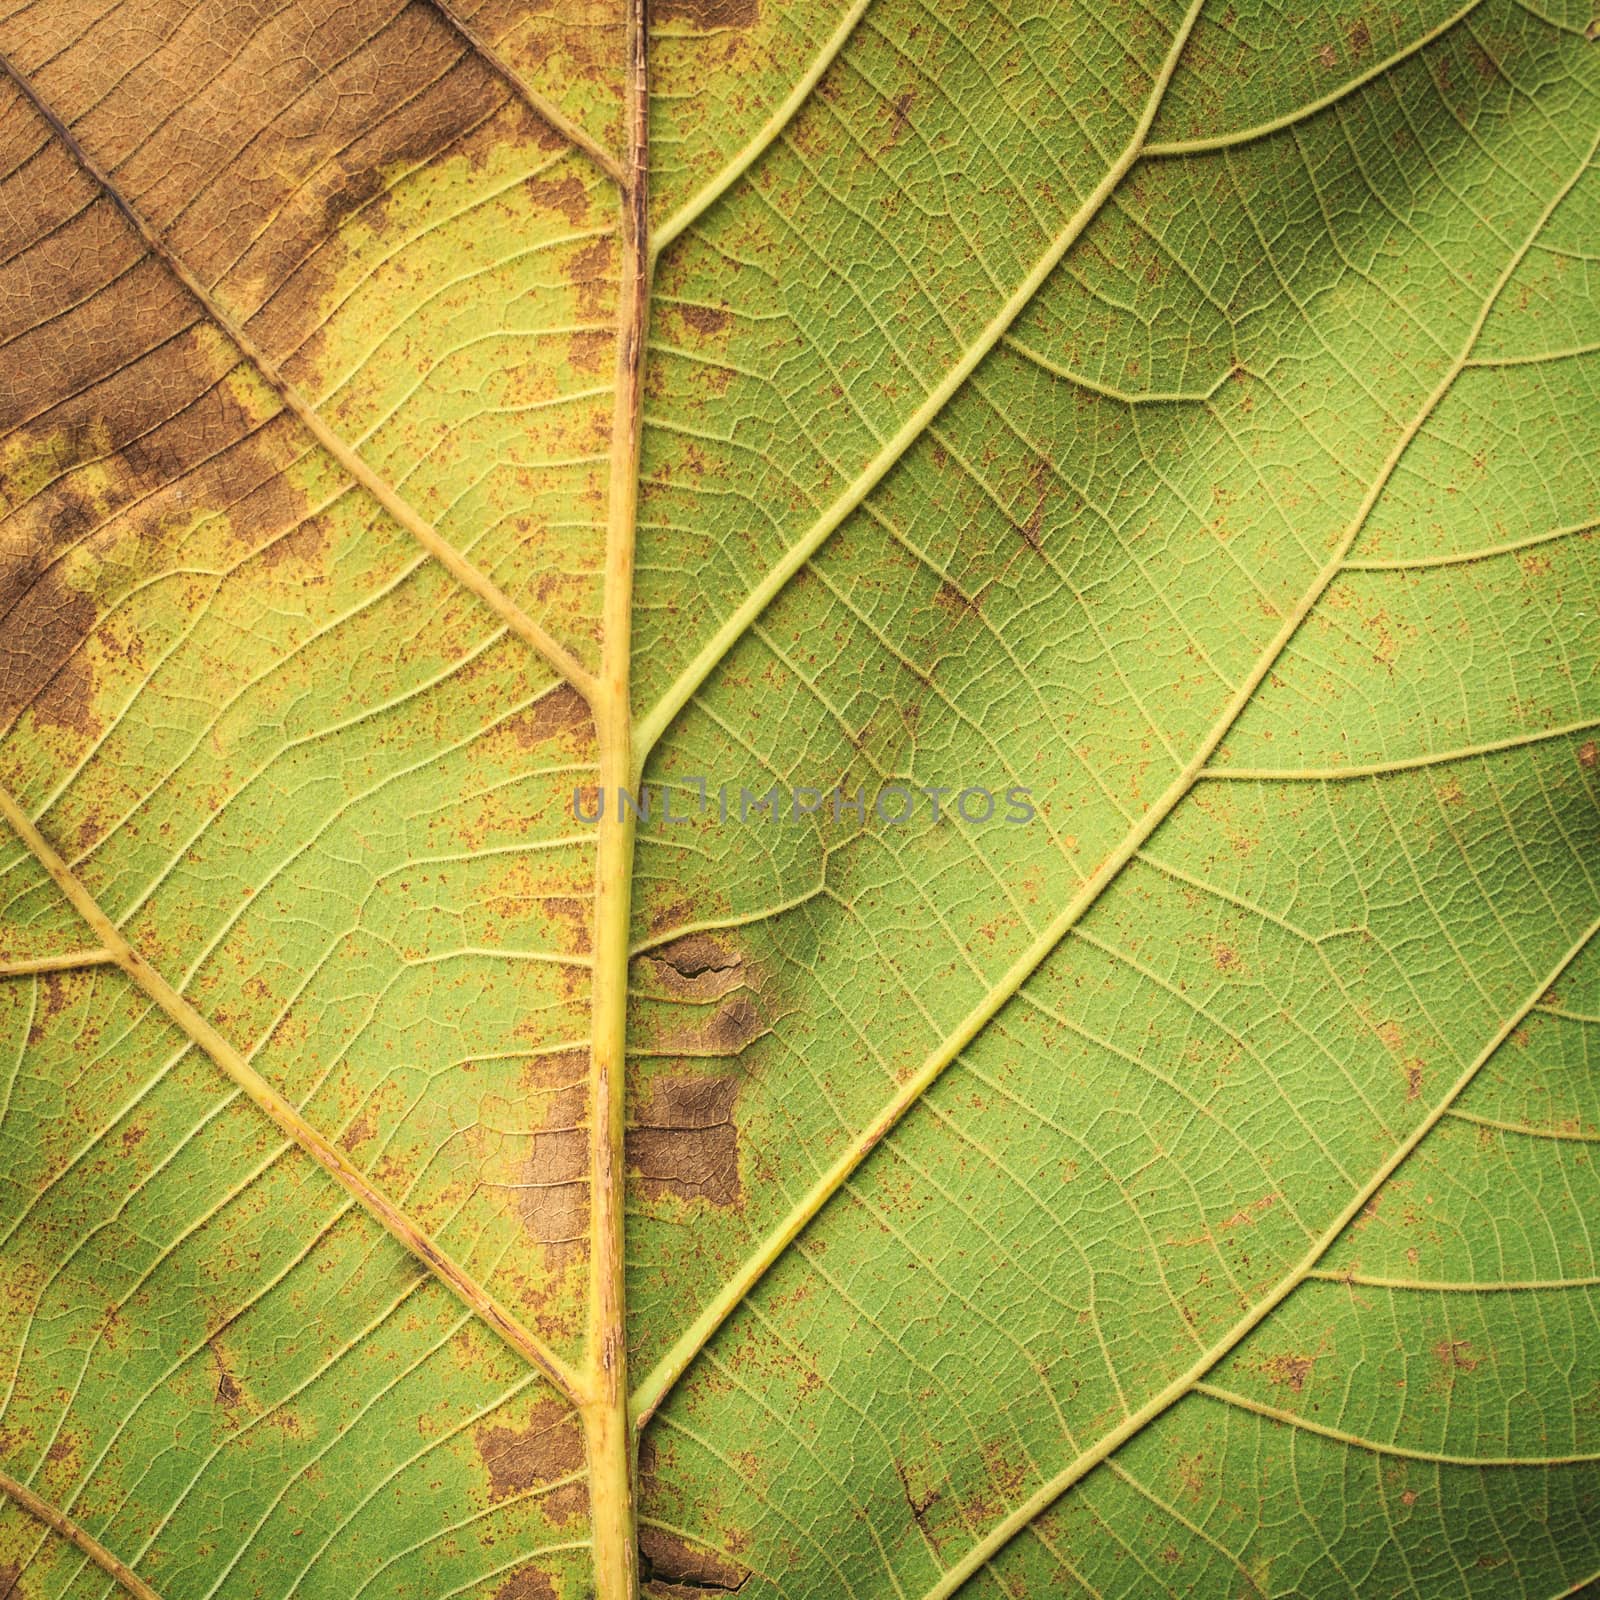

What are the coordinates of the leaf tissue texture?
(0, 0, 1596, 1596)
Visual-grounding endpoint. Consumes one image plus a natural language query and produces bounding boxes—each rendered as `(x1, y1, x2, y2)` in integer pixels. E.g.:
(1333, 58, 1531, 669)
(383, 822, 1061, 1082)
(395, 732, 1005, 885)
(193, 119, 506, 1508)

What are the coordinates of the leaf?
(0, 0, 1596, 1597)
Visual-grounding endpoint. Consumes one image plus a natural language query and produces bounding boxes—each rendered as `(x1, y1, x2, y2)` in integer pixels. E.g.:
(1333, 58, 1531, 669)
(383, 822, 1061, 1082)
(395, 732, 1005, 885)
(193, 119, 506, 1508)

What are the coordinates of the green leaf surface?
(0, 0, 1595, 1597)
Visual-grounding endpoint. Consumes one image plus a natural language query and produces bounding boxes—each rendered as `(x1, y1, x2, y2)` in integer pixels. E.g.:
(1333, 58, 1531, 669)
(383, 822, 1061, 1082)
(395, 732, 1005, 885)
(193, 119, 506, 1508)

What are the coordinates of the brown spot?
(514, 1052, 589, 1256)
(895, 1459, 942, 1532)
(1579, 740, 1598, 770)
(644, 934, 747, 1003)
(493, 1569, 556, 1600)
(1318, 41, 1339, 66)
(934, 579, 980, 617)
(1400, 1489, 1419, 1506)
(1263, 1353, 1314, 1393)
(640, 1526, 749, 1592)
(543, 896, 594, 956)
(653, 934, 740, 981)
(1020, 459, 1050, 553)
(211, 1342, 242, 1407)
(257, 516, 327, 572)
(650, 898, 696, 936)
(565, 237, 616, 321)
(0, 1564, 19, 1600)
(629, 1075, 741, 1206)
(568, 329, 612, 374)
(508, 683, 592, 749)
(528, 174, 591, 228)
(1212, 944, 1237, 972)
(339, 1104, 377, 1153)
(1177, 1452, 1208, 1499)
(681, 302, 731, 336)
(654, 0, 759, 28)
(1433, 1339, 1479, 1372)
(474, 1402, 583, 1502)
(705, 994, 764, 1054)
(1349, 19, 1372, 54)
(883, 91, 916, 149)
(1220, 1193, 1276, 1230)
(1405, 1061, 1424, 1100)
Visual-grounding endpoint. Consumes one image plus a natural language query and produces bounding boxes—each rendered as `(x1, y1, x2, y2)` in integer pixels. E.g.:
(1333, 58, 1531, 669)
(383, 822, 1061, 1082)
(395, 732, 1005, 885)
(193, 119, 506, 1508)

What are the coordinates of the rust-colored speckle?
(1263, 1352, 1314, 1392)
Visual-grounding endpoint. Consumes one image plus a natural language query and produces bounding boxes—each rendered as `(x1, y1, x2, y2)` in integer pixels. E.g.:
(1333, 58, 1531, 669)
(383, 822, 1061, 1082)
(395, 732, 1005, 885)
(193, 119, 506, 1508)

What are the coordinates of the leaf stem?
(584, 2, 651, 1594)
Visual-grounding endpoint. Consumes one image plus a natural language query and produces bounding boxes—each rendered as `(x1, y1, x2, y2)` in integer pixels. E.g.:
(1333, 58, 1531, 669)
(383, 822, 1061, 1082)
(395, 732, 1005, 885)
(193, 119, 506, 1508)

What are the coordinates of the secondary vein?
(0, 1467, 165, 1600)
(0, 780, 586, 1406)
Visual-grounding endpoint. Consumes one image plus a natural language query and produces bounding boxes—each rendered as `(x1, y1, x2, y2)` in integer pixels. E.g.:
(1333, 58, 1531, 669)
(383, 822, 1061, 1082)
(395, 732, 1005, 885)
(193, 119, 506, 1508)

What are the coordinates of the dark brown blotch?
(475, 1401, 584, 1502)
(654, 0, 759, 28)
(629, 1075, 742, 1206)
(641, 1525, 750, 1593)
(493, 1568, 556, 1600)
(680, 302, 731, 336)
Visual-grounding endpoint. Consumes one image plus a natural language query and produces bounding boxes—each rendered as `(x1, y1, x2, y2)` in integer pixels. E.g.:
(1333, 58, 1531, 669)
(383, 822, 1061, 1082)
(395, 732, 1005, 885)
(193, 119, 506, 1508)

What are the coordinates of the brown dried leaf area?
(454, 0, 631, 153)
(629, 1075, 743, 1208)
(475, 1403, 585, 1508)
(625, 935, 771, 1212)
(0, 88, 305, 755)
(0, 0, 633, 1401)
(0, 0, 622, 677)
(640, 1524, 751, 1595)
